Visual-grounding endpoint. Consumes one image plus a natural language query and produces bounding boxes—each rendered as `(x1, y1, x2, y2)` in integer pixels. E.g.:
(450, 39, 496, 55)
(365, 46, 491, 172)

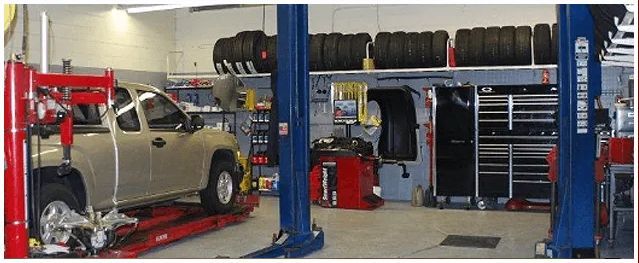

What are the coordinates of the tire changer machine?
(308, 82, 384, 210)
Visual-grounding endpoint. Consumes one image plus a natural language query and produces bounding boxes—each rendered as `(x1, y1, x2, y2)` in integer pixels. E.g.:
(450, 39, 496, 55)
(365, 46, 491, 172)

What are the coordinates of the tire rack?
(476, 85, 558, 199)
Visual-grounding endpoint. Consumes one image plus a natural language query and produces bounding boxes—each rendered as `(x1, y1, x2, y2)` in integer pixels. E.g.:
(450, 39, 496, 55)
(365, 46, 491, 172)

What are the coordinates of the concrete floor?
(142, 196, 550, 258)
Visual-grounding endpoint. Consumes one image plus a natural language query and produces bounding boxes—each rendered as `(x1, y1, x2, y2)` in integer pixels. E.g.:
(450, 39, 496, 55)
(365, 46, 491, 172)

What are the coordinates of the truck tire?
(432, 30, 449, 67)
(499, 26, 516, 65)
(405, 32, 420, 68)
(266, 35, 277, 72)
(213, 38, 228, 74)
(533, 24, 552, 64)
(201, 161, 238, 214)
(469, 27, 486, 66)
(232, 32, 248, 72)
(251, 31, 267, 73)
(550, 23, 557, 64)
(514, 26, 532, 65)
(310, 33, 326, 71)
(337, 34, 354, 70)
(483, 27, 500, 65)
(454, 29, 471, 66)
(323, 33, 342, 70)
(388, 31, 407, 68)
(418, 31, 433, 68)
(374, 32, 392, 69)
(37, 183, 81, 244)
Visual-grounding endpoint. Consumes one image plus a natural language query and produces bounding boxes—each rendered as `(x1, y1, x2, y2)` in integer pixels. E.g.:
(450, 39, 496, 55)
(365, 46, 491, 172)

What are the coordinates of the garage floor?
(142, 196, 549, 258)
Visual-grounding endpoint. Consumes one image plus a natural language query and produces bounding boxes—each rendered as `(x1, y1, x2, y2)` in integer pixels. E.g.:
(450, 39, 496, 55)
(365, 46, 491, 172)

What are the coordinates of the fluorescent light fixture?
(126, 4, 192, 14)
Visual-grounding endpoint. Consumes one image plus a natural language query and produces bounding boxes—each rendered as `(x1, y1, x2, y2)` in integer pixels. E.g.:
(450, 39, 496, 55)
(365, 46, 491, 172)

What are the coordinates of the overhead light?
(126, 4, 193, 14)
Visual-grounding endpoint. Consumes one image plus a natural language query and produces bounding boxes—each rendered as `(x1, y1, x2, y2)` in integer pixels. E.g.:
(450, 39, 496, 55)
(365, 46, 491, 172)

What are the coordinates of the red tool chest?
(608, 137, 634, 164)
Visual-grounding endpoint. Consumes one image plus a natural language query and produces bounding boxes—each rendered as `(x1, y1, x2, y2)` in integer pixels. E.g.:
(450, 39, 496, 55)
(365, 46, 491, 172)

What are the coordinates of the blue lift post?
(243, 4, 324, 258)
(549, 4, 602, 258)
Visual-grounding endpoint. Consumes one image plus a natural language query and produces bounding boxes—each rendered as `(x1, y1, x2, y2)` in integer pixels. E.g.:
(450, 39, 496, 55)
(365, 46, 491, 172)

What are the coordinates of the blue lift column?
(549, 4, 601, 258)
(243, 4, 324, 258)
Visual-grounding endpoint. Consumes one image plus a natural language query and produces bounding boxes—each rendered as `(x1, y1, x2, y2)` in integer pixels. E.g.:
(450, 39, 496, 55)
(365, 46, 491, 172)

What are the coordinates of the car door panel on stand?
(433, 85, 476, 197)
(113, 88, 151, 201)
(137, 90, 204, 194)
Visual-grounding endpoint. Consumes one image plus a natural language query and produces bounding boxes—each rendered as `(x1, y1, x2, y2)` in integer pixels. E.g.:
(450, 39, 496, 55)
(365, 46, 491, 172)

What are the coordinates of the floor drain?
(439, 235, 501, 249)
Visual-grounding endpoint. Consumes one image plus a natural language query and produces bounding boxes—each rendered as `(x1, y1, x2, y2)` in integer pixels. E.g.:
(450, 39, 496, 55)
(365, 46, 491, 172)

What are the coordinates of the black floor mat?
(439, 235, 501, 249)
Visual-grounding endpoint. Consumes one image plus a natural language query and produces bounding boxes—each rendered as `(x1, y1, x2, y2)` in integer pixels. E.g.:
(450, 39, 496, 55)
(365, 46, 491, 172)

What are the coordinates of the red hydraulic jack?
(101, 195, 259, 258)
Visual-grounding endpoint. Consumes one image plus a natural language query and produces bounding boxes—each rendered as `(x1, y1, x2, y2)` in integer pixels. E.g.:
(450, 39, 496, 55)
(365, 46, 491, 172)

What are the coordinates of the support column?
(551, 4, 601, 258)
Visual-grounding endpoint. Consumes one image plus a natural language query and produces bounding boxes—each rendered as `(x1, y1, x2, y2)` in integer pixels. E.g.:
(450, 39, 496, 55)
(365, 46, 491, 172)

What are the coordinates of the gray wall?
(191, 66, 628, 201)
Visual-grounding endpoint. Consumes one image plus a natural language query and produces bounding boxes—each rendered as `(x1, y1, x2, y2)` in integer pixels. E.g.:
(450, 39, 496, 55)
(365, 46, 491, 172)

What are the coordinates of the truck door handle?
(152, 137, 166, 148)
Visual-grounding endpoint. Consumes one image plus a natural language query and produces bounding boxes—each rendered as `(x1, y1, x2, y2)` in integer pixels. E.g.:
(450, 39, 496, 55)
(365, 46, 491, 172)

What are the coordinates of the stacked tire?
(213, 30, 269, 74)
(321, 32, 373, 70)
(454, 24, 556, 66)
(374, 30, 449, 69)
(214, 31, 373, 73)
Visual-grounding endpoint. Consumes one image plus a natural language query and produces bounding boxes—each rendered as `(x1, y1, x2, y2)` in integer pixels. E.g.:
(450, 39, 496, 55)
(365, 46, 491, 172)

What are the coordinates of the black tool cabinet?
(434, 84, 558, 200)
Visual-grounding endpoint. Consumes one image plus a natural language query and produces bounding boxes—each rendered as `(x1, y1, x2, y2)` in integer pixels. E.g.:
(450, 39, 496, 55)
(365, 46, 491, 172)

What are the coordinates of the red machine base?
(100, 195, 259, 258)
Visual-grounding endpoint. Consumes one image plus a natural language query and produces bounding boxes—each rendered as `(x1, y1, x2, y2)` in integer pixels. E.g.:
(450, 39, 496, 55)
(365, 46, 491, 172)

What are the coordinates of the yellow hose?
(4, 4, 16, 33)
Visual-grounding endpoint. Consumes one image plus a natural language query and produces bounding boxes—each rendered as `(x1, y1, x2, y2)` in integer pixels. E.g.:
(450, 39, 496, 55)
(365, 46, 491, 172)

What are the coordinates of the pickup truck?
(33, 82, 242, 245)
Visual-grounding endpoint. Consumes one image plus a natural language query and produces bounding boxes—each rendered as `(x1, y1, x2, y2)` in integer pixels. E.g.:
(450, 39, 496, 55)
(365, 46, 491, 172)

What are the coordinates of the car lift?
(543, 4, 602, 258)
(242, 4, 325, 258)
(5, 6, 321, 258)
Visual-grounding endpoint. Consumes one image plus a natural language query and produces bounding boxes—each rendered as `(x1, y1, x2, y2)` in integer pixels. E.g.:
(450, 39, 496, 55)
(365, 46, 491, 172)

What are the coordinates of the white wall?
(4, 5, 176, 73)
(174, 4, 557, 73)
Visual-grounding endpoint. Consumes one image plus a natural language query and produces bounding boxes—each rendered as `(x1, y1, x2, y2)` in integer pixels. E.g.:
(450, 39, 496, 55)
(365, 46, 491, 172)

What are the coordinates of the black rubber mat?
(439, 235, 501, 249)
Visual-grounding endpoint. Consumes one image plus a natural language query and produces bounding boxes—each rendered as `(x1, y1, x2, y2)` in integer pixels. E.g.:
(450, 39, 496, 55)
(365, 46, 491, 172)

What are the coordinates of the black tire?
(232, 32, 248, 72)
(469, 27, 486, 66)
(499, 26, 516, 65)
(350, 32, 372, 70)
(388, 31, 407, 69)
(454, 29, 471, 66)
(242, 31, 261, 73)
(550, 23, 558, 64)
(266, 35, 277, 72)
(213, 38, 227, 74)
(200, 161, 239, 214)
(418, 31, 433, 68)
(483, 27, 500, 65)
(514, 26, 532, 65)
(322, 33, 342, 70)
(251, 31, 267, 73)
(37, 183, 81, 244)
(404, 32, 420, 68)
(336, 34, 354, 70)
(374, 32, 392, 69)
(432, 30, 449, 67)
(533, 24, 552, 65)
(309, 33, 326, 71)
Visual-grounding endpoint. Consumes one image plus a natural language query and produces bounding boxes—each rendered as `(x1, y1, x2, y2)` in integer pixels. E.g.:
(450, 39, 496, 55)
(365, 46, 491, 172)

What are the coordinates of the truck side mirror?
(190, 115, 205, 132)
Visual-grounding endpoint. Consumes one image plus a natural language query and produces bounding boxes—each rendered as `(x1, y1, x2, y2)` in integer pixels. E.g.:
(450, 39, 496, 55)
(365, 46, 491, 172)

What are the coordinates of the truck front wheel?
(38, 183, 81, 244)
(200, 161, 238, 214)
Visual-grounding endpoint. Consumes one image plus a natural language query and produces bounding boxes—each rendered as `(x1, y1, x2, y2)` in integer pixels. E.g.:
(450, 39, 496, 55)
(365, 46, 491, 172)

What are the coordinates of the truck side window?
(137, 90, 186, 130)
(72, 104, 103, 125)
(114, 88, 141, 131)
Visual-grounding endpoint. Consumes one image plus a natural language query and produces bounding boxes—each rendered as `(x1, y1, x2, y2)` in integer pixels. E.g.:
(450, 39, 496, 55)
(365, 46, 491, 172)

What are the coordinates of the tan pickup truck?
(33, 82, 242, 245)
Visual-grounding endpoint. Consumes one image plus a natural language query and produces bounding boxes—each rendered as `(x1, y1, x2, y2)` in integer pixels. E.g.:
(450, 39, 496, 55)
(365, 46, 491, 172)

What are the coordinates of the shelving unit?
(249, 107, 279, 195)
